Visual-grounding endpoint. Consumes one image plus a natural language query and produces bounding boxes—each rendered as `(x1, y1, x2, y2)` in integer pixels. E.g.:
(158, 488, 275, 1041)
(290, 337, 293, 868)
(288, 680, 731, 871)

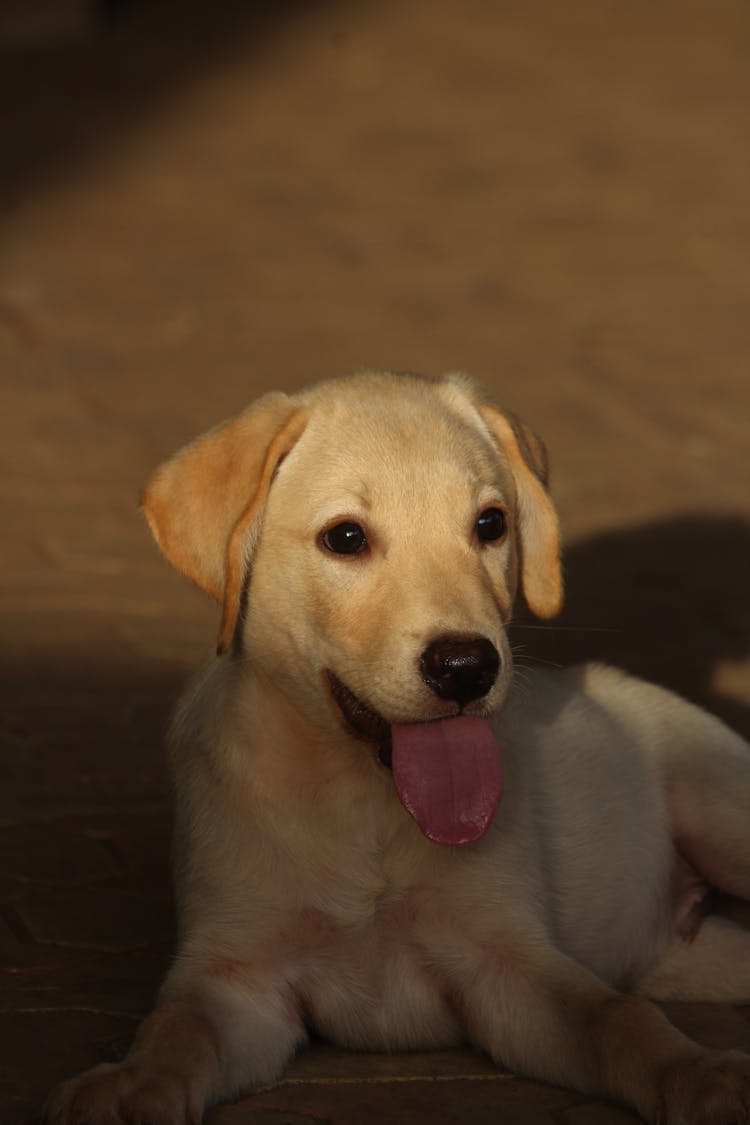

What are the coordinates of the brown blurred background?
(1, 2, 749, 1122)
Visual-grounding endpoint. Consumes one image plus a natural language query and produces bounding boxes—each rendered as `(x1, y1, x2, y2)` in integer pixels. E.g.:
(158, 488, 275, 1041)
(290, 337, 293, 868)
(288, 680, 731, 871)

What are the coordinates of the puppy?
(47, 372, 750, 1124)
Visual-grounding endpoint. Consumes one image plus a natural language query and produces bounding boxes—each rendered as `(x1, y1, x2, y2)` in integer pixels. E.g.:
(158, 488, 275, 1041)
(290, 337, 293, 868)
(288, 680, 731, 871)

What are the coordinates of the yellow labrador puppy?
(48, 372, 750, 1125)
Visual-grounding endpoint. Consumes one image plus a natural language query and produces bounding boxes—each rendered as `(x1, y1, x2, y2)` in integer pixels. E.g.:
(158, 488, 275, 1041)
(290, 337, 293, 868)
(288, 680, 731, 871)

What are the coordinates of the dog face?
(246, 376, 522, 734)
(142, 372, 561, 840)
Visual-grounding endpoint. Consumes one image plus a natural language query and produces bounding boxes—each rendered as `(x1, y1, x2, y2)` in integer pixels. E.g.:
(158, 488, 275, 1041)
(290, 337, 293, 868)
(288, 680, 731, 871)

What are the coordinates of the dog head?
(142, 372, 562, 843)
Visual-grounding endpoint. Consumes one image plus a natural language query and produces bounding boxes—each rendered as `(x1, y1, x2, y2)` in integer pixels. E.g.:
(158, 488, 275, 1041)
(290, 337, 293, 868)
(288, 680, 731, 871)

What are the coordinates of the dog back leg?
(663, 712, 750, 901)
(582, 666, 750, 900)
(636, 913, 750, 1003)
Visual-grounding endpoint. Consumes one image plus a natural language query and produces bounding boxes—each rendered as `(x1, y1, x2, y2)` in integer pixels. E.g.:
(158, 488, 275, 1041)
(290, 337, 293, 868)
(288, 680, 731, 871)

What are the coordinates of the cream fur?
(47, 372, 750, 1125)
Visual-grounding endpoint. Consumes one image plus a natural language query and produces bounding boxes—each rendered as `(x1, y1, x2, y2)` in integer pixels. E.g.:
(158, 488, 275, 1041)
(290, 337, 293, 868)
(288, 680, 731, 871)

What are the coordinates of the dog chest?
(295, 905, 464, 1050)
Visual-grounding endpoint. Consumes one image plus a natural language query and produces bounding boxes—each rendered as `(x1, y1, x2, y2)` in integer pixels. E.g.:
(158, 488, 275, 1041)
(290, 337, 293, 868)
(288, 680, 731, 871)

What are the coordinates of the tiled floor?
(2, 2, 749, 1121)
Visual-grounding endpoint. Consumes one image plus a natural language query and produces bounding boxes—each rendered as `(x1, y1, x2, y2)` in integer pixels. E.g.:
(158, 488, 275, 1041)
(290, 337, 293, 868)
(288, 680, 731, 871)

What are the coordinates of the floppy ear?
(478, 403, 563, 619)
(141, 392, 308, 653)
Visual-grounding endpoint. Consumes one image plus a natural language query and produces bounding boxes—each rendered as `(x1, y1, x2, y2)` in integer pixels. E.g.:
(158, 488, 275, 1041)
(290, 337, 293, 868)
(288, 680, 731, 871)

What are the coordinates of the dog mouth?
(325, 670, 393, 766)
(323, 669, 504, 846)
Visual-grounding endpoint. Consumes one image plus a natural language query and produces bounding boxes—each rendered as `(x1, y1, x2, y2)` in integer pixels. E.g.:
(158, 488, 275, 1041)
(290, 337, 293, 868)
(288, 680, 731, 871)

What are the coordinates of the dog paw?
(658, 1050, 750, 1124)
(44, 1061, 195, 1125)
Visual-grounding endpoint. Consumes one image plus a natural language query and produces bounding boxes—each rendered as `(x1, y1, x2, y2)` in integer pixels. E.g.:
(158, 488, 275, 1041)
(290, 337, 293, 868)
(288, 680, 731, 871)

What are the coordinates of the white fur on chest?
(295, 899, 465, 1050)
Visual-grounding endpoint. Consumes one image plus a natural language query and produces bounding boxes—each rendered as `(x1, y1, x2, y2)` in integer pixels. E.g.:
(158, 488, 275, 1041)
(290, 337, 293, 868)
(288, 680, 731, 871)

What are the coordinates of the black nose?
(420, 635, 500, 707)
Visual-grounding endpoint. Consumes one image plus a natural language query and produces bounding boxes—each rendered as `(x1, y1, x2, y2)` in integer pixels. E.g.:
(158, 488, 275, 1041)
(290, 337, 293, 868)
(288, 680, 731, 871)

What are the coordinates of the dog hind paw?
(658, 1050, 750, 1124)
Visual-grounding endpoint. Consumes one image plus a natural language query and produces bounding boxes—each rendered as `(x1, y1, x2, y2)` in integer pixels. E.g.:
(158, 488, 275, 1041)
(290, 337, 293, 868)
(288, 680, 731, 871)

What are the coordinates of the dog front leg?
(45, 973, 306, 1125)
(452, 945, 750, 1124)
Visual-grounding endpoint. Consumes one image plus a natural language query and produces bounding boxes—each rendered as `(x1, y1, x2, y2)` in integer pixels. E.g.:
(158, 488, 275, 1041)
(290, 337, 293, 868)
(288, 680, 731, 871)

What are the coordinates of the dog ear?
(141, 393, 308, 653)
(478, 403, 563, 619)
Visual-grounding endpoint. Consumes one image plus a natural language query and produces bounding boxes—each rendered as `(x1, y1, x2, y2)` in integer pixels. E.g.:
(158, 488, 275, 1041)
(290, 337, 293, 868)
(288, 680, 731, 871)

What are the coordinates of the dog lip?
(323, 670, 483, 771)
(324, 670, 392, 762)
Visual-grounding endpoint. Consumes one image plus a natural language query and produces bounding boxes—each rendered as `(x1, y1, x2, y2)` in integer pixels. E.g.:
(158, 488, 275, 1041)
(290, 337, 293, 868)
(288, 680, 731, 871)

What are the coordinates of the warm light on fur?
(48, 372, 750, 1125)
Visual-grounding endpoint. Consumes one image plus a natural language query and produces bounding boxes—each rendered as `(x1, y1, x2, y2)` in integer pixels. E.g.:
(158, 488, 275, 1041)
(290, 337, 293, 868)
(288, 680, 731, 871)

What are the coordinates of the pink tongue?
(391, 716, 503, 846)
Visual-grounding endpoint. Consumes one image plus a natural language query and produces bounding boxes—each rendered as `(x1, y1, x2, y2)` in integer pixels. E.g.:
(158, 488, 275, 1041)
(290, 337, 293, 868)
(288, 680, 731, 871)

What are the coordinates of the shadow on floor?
(512, 511, 750, 737)
(0, 658, 183, 1124)
(0, 0, 338, 206)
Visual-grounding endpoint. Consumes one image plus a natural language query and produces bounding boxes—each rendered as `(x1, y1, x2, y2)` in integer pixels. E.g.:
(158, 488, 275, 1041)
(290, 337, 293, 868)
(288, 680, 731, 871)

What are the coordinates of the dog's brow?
(324, 487, 372, 512)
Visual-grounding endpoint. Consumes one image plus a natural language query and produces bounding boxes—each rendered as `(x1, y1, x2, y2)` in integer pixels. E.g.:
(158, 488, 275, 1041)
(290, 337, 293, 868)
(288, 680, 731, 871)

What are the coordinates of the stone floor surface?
(1, 1, 749, 1122)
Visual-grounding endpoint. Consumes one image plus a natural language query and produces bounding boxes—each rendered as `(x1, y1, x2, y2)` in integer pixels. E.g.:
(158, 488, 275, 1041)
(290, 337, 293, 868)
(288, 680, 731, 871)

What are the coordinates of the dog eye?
(321, 521, 368, 555)
(476, 507, 506, 543)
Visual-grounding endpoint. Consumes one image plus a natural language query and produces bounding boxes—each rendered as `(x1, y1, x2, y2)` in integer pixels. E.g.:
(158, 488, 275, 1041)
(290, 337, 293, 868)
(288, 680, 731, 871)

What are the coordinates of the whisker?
(510, 667, 532, 702)
(510, 624, 619, 634)
(512, 638, 564, 669)
(515, 654, 565, 671)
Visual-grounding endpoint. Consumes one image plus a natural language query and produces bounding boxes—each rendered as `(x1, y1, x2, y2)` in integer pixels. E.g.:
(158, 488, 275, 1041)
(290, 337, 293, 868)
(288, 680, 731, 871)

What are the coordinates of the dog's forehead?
(289, 378, 509, 487)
